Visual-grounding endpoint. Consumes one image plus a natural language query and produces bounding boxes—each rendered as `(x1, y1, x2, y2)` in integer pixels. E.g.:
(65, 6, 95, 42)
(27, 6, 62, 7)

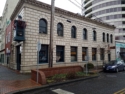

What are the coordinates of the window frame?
(100, 48, 104, 60)
(39, 18, 47, 34)
(92, 48, 97, 61)
(82, 47, 88, 61)
(57, 23, 63, 36)
(71, 26, 76, 38)
(39, 44, 48, 63)
(71, 46, 77, 62)
(83, 28, 87, 40)
(56, 46, 65, 62)
(110, 34, 113, 43)
(93, 31, 96, 41)
(103, 33, 105, 42)
(107, 34, 109, 42)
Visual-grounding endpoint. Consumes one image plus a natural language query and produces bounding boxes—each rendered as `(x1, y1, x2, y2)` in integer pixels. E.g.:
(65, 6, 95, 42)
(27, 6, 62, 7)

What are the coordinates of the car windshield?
(107, 60, 117, 65)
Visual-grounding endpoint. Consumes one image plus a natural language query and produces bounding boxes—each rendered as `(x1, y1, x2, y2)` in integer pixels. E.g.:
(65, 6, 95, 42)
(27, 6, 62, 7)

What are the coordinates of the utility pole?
(49, 0, 55, 67)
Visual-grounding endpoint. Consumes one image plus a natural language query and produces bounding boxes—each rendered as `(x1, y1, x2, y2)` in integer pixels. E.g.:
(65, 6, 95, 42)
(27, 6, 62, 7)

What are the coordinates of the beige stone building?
(9, 0, 116, 73)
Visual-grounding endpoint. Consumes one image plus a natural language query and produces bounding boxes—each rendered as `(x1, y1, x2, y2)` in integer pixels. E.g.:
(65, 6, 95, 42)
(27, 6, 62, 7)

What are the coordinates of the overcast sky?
(0, 0, 82, 16)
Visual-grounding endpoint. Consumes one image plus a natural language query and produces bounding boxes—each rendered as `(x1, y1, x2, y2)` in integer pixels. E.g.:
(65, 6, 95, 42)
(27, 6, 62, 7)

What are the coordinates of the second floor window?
(103, 33, 105, 42)
(110, 34, 113, 43)
(71, 26, 76, 38)
(39, 19, 47, 34)
(107, 34, 109, 42)
(93, 31, 96, 41)
(83, 28, 87, 40)
(57, 23, 63, 36)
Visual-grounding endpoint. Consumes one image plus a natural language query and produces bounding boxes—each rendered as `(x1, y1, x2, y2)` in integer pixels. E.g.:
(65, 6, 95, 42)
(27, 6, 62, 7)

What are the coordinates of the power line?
(74, 0, 81, 6)
(68, 0, 81, 9)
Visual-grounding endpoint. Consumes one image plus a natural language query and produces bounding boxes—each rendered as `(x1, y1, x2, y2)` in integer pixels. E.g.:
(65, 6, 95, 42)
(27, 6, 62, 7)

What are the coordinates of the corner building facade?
(10, 0, 115, 73)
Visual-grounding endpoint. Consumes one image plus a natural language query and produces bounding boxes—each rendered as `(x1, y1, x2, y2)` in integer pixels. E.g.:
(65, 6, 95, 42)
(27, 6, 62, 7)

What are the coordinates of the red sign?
(5, 21, 14, 54)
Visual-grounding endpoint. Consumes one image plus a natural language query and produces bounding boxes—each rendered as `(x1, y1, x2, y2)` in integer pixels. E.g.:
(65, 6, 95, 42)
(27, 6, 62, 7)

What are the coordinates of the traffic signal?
(13, 20, 26, 42)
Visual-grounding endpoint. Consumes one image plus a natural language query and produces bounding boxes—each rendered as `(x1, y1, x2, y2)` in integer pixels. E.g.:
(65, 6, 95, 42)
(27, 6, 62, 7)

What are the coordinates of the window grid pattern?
(83, 28, 87, 40)
(71, 26, 76, 38)
(39, 19, 47, 34)
(93, 31, 96, 41)
(57, 23, 63, 36)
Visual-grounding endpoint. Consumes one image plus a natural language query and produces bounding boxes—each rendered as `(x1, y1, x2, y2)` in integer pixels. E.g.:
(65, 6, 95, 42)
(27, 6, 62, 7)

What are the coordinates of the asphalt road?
(23, 72, 125, 94)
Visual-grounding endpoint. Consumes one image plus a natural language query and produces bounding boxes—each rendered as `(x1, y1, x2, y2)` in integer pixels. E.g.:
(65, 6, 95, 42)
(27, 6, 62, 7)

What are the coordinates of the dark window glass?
(103, 33, 105, 42)
(57, 23, 63, 36)
(110, 34, 113, 43)
(71, 47, 77, 62)
(93, 31, 96, 41)
(71, 26, 76, 38)
(100, 48, 104, 60)
(122, 21, 125, 24)
(107, 34, 109, 42)
(92, 48, 96, 60)
(83, 28, 87, 40)
(39, 45, 48, 63)
(82, 47, 88, 61)
(121, 0, 125, 4)
(56, 46, 64, 62)
(39, 19, 47, 34)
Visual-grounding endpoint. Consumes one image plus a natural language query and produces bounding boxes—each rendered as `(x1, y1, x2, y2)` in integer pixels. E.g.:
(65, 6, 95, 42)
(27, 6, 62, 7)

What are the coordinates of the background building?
(0, 17, 2, 62)
(8, 0, 115, 73)
(83, 0, 125, 57)
(0, 0, 19, 65)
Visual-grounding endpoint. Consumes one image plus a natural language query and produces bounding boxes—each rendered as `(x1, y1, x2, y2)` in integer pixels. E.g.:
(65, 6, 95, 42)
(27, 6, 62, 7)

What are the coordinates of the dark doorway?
(108, 54, 111, 61)
(7, 56, 9, 64)
(16, 45, 21, 70)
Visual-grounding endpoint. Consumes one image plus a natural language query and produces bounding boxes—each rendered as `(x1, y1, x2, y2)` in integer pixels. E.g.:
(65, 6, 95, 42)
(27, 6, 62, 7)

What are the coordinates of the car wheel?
(116, 68, 119, 73)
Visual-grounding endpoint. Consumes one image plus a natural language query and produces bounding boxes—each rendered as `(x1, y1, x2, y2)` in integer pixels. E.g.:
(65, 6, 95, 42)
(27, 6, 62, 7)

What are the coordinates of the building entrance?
(16, 45, 21, 71)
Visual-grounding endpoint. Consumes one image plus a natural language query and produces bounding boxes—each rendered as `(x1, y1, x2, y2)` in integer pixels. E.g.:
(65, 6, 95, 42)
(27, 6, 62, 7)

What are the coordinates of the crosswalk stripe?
(52, 88, 74, 94)
(114, 88, 125, 94)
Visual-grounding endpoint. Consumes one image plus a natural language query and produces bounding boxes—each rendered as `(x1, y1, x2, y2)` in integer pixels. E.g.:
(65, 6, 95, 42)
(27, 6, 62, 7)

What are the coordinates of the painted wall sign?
(116, 43, 125, 48)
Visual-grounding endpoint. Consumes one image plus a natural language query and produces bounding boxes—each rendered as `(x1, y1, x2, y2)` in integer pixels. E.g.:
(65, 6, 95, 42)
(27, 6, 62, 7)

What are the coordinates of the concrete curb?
(7, 75, 99, 94)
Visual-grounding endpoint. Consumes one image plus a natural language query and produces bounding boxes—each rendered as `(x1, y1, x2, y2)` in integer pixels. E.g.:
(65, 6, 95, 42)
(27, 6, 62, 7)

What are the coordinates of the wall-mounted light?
(92, 28, 96, 31)
(67, 19, 71, 23)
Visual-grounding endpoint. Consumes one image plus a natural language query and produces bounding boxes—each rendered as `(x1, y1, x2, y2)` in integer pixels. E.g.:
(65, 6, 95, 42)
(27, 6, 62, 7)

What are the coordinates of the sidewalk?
(0, 65, 41, 94)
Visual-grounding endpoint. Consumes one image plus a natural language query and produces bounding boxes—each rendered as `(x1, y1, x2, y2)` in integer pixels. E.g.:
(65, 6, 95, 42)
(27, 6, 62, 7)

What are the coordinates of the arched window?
(39, 18, 47, 34)
(110, 34, 113, 43)
(57, 23, 63, 36)
(71, 26, 76, 38)
(107, 34, 109, 42)
(83, 28, 87, 40)
(93, 31, 96, 41)
(103, 33, 105, 42)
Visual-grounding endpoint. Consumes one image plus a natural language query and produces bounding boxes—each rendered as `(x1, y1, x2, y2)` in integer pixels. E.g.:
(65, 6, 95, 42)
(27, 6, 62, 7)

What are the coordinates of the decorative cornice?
(10, 0, 115, 29)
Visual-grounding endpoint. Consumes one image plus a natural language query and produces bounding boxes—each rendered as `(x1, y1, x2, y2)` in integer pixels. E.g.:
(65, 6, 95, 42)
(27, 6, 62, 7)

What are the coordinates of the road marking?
(114, 88, 125, 94)
(106, 75, 117, 77)
(52, 88, 74, 94)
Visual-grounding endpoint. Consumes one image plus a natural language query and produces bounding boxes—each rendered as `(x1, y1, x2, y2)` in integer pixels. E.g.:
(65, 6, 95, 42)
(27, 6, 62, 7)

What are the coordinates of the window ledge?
(56, 62, 64, 63)
(83, 39, 88, 41)
(57, 35, 64, 38)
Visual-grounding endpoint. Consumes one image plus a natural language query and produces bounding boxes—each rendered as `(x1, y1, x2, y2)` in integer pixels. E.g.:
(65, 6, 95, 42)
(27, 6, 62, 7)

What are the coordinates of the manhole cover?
(106, 75, 117, 77)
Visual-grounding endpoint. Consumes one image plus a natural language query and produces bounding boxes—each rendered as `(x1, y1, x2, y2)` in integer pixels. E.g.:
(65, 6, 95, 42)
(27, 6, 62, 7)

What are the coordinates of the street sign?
(37, 41, 41, 51)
